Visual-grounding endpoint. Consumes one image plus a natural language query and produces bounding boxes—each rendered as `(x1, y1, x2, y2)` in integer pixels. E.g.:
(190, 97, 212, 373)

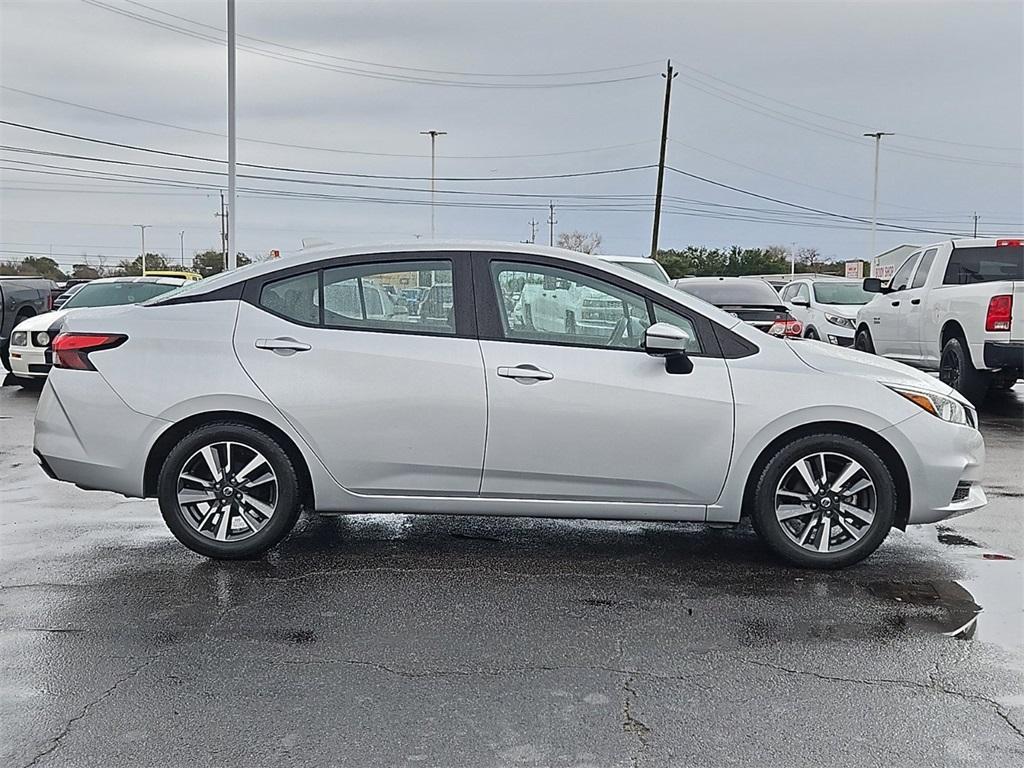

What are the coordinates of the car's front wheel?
(157, 422, 301, 559)
(750, 434, 895, 568)
(854, 327, 874, 354)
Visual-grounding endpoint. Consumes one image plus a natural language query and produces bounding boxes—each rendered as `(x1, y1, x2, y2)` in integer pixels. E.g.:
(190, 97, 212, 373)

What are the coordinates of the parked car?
(0, 277, 56, 371)
(672, 277, 803, 337)
(780, 279, 875, 345)
(52, 281, 91, 310)
(7, 276, 187, 385)
(143, 270, 203, 282)
(597, 255, 671, 284)
(35, 242, 985, 569)
(855, 237, 1023, 404)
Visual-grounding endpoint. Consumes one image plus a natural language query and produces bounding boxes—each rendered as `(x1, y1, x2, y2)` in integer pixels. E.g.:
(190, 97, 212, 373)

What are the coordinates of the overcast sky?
(1, 0, 1021, 270)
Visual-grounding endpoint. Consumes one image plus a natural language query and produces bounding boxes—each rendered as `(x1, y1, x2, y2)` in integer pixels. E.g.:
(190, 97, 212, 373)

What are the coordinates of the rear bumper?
(983, 341, 1024, 370)
(33, 370, 168, 497)
(880, 411, 986, 525)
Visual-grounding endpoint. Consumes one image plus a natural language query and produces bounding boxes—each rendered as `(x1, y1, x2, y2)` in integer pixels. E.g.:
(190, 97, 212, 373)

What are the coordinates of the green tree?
(2, 256, 68, 280)
(71, 263, 102, 279)
(114, 253, 171, 276)
(192, 250, 251, 277)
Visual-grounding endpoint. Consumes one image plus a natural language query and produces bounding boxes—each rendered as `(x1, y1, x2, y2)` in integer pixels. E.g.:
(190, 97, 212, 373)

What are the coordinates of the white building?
(872, 244, 920, 280)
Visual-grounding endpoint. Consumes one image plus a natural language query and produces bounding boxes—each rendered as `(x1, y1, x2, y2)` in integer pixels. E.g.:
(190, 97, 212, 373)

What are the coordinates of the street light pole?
(227, 0, 237, 270)
(134, 224, 150, 275)
(179, 230, 185, 267)
(864, 131, 893, 260)
(420, 130, 446, 238)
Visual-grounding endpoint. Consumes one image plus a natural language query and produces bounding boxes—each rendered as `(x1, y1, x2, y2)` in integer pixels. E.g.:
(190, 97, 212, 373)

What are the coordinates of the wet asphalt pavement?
(1, 383, 1022, 767)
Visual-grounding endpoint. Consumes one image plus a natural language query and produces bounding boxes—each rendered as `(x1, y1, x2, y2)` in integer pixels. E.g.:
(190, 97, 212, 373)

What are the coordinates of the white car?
(597, 255, 671, 284)
(855, 237, 1023, 404)
(34, 242, 985, 569)
(779, 279, 875, 346)
(7, 276, 186, 385)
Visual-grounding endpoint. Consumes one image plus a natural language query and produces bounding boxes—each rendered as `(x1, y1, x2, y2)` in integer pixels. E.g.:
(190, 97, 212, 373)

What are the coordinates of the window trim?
(242, 251, 476, 339)
(471, 252, 731, 358)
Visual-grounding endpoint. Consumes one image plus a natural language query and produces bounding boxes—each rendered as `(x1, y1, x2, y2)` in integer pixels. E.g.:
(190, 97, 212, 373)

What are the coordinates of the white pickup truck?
(854, 237, 1023, 404)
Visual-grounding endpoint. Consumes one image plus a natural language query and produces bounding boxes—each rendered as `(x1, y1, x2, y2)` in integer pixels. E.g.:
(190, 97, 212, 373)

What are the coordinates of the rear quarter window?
(943, 246, 1023, 284)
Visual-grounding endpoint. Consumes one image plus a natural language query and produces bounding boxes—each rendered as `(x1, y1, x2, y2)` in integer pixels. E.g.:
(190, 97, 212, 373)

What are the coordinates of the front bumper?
(880, 411, 987, 525)
(983, 341, 1024, 370)
(8, 345, 50, 378)
(827, 333, 855, 347)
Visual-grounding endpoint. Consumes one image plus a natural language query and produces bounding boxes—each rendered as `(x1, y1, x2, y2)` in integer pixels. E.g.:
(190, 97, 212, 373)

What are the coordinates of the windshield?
(614, 260, 669, 283)
(674, 279, 781, 305)
(812, 282, 874, 305)
(944, 246, 1023, 284)
(63, 281, 182, 308)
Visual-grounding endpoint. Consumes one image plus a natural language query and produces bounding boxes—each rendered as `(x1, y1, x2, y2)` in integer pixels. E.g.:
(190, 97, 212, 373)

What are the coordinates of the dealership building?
(871, 244, 920, 280)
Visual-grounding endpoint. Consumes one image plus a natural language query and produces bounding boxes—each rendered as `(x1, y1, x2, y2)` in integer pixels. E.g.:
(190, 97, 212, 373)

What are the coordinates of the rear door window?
(943, 246, 1024, 284)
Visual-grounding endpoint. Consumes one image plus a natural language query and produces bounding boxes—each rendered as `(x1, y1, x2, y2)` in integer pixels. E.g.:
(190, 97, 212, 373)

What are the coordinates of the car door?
(868, 252, 920, 356)
(896, 247, 937, 360)
(475, 256, 734, 513)
(234, 253, 487, 495)
(785, 282, 813, 328)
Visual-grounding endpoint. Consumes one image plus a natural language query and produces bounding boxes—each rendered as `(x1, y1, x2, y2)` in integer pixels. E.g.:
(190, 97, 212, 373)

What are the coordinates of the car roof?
(596, 255, 660, 264)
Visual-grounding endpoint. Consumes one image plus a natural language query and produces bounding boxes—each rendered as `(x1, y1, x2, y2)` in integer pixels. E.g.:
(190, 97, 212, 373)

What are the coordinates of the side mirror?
(643, 322, 694, 374)
(791, 297, 810, 307)
(863, 277, 888, 294)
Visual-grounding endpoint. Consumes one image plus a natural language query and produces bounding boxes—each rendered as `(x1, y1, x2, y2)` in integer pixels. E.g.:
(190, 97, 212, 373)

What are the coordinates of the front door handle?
(497, 365, 554, 382)
(910, 298, 921, 305)
(891, 300, 901, 307)
(255, 337, 311, 355)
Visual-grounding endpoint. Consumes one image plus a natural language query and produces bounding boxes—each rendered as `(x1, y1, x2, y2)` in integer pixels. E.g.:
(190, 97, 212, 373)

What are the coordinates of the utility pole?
(226, 0, 237, 270)
(863, 131, 893, 260)
(791, 241, 797, 276)
(528, 218, 539, 244)
(973, 212, 979, 238)
(216, 192, 228, 271)
(420, 129, 447, 238)
(134, 224, 150, 275)
(547, 201, 557, 247)
(650, 59, 677, 259)
(179, 230, 185, 267)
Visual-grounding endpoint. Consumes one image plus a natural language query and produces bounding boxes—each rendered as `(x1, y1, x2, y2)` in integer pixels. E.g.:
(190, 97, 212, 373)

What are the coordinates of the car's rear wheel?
(750, 434, 895, 568)
(939, 336, 990, 406)
(854, 327, 874, 354)
(157, 422, 301, 559)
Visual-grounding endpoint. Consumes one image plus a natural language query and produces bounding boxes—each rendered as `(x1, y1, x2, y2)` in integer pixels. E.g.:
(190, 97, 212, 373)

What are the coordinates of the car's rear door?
(234, 252, 487, 495)
(474, 254, 734, 513)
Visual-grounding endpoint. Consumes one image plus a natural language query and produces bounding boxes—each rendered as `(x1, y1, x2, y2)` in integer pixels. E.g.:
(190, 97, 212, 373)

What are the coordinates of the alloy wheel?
(176, 441, 279, 542)
(939, 349, 961, 390)
(774, 452, 877, 554)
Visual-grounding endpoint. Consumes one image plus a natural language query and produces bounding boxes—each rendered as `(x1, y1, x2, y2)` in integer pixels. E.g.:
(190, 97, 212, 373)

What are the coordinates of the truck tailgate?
(1012, 282, 1024, 341)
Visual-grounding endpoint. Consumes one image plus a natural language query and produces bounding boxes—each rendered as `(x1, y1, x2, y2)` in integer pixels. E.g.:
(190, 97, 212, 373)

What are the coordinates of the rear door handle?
(910, 298, 921, 305)
(497, 365, 554, 382)
(255, 337, 311, 355)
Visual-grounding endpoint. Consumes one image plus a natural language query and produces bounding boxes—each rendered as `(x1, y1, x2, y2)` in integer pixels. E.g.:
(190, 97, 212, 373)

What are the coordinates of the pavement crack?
(743, 658, 1024, 742)
(20, 656, 158, 768)
(621, 675, 651, 768)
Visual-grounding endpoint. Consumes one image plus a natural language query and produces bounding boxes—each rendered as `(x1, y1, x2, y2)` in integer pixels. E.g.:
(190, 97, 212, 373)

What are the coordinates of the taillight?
(769, 319, 803, 337)
(52, 333, 127, 370)
(995, 239, 1022, 247)
(985, 295, 1013, 332)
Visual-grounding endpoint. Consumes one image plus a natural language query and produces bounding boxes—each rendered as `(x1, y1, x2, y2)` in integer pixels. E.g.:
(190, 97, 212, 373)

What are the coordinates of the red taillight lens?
(52, 333, 127, 370)
(995, 239, 1022, 247)
(985, 295, 1013, 332)
(769, 319, 803, 337)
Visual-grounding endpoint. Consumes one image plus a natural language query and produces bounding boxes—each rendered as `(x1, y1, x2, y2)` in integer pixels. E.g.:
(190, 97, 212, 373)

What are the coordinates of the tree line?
(0, 250, 252, 282)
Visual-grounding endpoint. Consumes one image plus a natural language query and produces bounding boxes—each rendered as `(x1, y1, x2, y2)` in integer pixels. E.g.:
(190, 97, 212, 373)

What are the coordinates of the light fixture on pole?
(864, 131, 893, 260)
(226, 0, 237, 270)
(134, 224, 150, 276)
(420, 130, 447, 238)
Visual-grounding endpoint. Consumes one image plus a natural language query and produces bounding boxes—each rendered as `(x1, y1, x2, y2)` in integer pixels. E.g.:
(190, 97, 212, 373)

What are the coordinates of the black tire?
(16, 377, 44, 390)
(854, 327, 874, 354)
(157, 421, 301, 559)
(939, 336, 990, 406)
(0, 341, 10, 373)
(750, 433, 896, 569)
(804, 326, 820, 341)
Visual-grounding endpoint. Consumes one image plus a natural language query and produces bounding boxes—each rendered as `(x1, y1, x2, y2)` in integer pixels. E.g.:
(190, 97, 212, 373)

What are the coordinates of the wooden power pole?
(650, 59, 676, 259)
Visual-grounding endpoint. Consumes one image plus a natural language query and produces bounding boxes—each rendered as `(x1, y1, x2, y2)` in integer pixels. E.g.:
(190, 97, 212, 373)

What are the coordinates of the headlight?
(11, 331, 27, 347)
(885, 384, 972, 426)
(32, 331, 51, 347)
(824, 313, 855, 329)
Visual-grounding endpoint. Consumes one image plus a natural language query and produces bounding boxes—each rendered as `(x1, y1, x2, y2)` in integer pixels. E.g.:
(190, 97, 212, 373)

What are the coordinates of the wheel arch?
(143, 410, 315, 509)
(740, 420, 911, 531)
(940, 319, 965, 346)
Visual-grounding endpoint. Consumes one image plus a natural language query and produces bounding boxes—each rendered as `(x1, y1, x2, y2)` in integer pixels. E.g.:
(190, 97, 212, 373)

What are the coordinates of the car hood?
(815, 303, 861, 318)
(787, 339, 968, 402)
(12, 309, 70, 333)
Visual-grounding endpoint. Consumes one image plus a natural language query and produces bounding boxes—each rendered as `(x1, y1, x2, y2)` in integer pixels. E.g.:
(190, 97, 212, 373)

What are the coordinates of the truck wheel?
(854, 327, 874, 354)
(0, 341, 10, 373)
(939, 336, 990, 406)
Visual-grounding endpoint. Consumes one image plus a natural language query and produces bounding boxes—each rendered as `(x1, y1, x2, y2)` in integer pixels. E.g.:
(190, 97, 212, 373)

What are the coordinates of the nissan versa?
(33, 243, 986, 568)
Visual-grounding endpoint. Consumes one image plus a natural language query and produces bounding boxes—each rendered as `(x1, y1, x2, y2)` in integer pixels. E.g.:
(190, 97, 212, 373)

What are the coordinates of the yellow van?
(143, 270, 203, 282)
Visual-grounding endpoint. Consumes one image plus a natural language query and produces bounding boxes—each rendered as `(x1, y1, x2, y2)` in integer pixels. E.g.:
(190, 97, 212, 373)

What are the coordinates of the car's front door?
(234, 254, 487, 495)
(896, 247, 937, 360)
(869, 252, 920, 356)
(475, 257, 734, 513)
